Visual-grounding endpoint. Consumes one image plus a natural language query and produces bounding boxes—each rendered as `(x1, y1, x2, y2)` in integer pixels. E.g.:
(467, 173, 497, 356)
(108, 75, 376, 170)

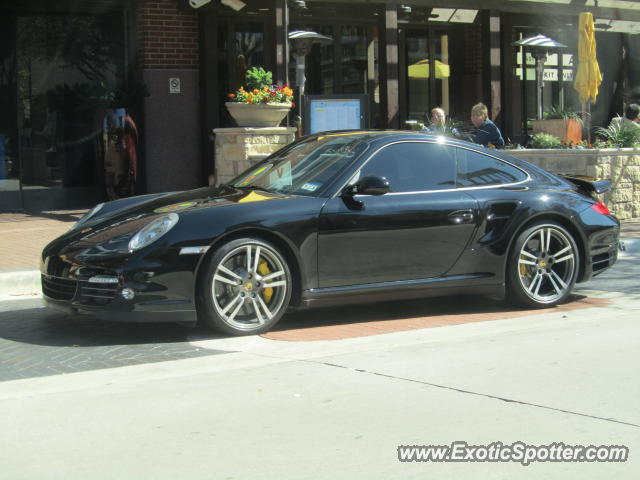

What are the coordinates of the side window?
(455, 149, 527, 187)
(360, 142, 456, 192)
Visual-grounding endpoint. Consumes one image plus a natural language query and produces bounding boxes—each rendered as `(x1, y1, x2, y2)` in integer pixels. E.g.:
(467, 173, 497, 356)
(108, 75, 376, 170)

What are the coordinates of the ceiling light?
(220, 0, 246, 11)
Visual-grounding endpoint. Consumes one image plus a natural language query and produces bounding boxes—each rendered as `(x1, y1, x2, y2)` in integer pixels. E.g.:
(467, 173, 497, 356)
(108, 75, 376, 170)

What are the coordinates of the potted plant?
(529, 132, 563, 149)
(532, 105, 583, 146)
(595, 122, 640, 148)
(226, 67, 294, 127)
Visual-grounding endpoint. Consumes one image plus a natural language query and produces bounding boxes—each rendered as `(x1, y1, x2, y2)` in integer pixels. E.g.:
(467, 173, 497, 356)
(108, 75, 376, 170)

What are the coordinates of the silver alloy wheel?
(517, 225, 576, 304)
(211, 243, 288, 331)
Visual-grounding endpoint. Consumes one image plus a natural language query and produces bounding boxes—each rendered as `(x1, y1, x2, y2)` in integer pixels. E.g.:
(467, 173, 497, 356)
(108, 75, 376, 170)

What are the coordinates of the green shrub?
(595, 121, 640, 148)
(245, 67, 273, 90)
(544, 105, 583, 123)
(530, 132, 562, 149)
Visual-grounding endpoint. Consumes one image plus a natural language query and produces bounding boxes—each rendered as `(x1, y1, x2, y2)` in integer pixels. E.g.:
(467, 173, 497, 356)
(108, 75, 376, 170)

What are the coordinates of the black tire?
(198, 237, 292, 335)
(507, 221, 579, 307)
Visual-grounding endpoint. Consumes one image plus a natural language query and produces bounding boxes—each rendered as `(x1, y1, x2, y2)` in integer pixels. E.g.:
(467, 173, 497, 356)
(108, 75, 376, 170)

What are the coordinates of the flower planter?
(532, 118, 582, 145)
(226, 102, 291, 127)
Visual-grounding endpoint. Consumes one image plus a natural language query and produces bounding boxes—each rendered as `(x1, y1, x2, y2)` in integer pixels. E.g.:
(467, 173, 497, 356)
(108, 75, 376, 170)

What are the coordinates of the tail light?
(591, 200, 611, 215)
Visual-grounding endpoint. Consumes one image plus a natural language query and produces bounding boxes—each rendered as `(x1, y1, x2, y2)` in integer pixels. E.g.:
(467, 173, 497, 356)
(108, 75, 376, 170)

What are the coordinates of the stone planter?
(225, 102, 291, 127)
(532, 118, 582, 145)
(213, 127, 296, 186)
(509, 148, 640, 219)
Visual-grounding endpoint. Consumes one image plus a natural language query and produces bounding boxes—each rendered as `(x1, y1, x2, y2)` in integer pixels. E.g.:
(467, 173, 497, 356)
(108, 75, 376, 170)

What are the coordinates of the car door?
(318, 141, 479, 288)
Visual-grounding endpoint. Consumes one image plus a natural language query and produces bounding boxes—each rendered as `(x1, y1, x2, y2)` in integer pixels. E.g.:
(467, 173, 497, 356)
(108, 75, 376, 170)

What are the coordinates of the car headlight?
(73, 203, 104, 229)
(128, 213, 179, 252)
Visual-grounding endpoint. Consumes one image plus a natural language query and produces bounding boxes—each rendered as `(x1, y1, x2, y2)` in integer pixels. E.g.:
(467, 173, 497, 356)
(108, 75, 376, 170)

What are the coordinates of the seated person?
(423, 107, 459, 137)
(470, 102, 504, 148)
(610, 103, 640, 129)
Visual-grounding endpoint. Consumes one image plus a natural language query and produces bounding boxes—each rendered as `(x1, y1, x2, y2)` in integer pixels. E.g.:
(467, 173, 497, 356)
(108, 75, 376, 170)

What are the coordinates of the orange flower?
(227, 93, 235, 98)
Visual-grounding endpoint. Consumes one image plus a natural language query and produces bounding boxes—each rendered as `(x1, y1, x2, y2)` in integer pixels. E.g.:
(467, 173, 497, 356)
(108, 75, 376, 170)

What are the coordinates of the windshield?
(230, 133, 371, 196)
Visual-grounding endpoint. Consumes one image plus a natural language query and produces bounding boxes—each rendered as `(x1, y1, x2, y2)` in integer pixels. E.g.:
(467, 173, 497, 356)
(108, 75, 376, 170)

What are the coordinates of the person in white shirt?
(610, 103, 640, 129)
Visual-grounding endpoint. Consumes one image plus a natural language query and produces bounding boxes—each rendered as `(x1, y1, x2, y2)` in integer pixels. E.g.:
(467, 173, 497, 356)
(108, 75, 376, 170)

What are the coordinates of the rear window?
(455, 148, 527, 187)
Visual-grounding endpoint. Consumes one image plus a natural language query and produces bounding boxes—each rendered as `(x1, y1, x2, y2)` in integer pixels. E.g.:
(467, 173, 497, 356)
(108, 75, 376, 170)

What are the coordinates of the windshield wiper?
(234, 185, 274, 193)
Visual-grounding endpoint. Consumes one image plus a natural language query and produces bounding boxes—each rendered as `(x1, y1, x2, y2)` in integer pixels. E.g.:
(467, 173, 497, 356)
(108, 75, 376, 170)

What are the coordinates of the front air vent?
(592, 252, 612, 274)
(42, 275, 77, 301)
(78, 282, 118, 306)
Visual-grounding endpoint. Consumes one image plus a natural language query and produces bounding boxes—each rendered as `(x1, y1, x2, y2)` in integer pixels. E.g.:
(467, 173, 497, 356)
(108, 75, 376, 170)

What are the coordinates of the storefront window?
(406, 31, 429, 122)
(341, 25, 368, 94)
(405, 29, 452, 125)
(433, 32, 451, 116)
(294, 25, 334, 95)
(234, 23, 265, 90)
(512, 23, 640, 135)
(1, 10, 126, 211)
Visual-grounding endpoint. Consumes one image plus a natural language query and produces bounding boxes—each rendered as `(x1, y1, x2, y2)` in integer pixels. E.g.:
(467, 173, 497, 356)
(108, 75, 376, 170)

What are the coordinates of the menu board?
(308, 98, 363, 134)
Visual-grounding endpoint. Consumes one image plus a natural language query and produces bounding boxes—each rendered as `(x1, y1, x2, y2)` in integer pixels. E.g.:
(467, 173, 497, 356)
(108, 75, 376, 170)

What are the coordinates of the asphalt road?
(0, 251, 638, 479)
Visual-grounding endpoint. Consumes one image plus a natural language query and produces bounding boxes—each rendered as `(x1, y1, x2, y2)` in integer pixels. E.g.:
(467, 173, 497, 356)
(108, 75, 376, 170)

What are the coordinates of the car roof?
(308, 129, 472, 149)
(306, 130, 565, 186)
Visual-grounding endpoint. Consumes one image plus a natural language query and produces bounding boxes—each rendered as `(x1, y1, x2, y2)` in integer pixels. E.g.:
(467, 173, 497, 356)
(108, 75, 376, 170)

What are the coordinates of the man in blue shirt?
(470, 102, 504, 148)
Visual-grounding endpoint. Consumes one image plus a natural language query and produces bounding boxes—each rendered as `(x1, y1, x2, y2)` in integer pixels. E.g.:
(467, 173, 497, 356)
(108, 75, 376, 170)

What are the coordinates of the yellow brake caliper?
(520, 255, 529, 276)
(258, 260, 274, 303)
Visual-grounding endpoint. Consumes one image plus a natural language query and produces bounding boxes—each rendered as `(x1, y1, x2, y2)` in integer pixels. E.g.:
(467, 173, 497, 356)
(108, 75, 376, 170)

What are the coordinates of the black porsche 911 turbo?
(41, 131, 619, 335)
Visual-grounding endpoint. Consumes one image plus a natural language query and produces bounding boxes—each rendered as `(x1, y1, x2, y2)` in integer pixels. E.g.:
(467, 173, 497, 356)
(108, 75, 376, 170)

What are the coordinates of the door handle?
(448, 210, 475, 224)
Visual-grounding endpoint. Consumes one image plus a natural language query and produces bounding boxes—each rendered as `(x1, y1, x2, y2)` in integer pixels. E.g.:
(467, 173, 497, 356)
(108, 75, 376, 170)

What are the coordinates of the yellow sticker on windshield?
(237, 191, 274, 203)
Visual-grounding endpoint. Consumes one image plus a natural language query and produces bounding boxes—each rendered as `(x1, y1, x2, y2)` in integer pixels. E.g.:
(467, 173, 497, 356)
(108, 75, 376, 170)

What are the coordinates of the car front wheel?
(199, 238, 292, 335)
(507, 222, 579, 307)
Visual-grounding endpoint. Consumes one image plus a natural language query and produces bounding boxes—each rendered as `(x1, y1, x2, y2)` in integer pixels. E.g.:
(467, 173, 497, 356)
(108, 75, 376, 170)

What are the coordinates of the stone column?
(213, 127, 296, 185)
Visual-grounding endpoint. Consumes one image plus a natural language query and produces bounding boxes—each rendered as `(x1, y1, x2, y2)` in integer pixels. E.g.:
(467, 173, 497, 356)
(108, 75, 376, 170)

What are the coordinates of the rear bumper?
(578, 210, 620, 282)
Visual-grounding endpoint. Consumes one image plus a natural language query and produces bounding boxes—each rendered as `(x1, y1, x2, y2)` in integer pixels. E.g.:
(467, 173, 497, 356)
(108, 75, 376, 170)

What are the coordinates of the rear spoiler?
(559, 175, 611, 195)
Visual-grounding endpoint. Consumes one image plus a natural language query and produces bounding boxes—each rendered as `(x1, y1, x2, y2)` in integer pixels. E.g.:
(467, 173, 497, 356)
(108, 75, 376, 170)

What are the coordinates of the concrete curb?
(0, 270, 41, 297)
(0, 238, 637, 298)
(619, 238, 640, 256)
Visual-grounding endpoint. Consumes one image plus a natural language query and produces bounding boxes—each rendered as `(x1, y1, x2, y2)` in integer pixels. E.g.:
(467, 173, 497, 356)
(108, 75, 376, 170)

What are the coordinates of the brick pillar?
(136, 0, 202, 193)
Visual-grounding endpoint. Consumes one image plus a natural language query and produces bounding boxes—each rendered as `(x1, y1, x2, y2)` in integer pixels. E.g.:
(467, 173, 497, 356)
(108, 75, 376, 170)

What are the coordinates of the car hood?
(49, 185, 295, 252)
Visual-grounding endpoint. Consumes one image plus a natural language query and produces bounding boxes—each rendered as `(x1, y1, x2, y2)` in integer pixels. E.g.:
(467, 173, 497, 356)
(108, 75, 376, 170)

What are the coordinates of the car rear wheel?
(198, 238, 292, 335)
(507, 222, 579, 307)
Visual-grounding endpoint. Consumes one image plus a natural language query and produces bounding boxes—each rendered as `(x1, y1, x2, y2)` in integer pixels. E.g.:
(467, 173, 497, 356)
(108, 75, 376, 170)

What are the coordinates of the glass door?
(402, 28, 452, 126)
(16, 14, 114, 210)
(0, 14, 21, 211)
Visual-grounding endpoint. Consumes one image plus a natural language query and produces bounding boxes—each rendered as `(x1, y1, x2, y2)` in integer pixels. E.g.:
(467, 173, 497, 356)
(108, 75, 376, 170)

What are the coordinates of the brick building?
(1, 0, 640, 211)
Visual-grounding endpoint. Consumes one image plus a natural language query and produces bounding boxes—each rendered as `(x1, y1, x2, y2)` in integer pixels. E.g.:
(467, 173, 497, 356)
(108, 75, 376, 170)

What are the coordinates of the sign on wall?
(169, 78, 181, 94)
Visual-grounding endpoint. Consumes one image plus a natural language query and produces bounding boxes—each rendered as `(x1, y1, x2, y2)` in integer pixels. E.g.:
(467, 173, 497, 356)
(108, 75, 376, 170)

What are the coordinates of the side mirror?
(343, 175, 390, 196)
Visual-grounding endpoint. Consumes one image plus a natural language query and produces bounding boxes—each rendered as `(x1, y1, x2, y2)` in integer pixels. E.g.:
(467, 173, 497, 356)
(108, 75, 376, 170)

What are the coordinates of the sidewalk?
(0, 209, 638, 296)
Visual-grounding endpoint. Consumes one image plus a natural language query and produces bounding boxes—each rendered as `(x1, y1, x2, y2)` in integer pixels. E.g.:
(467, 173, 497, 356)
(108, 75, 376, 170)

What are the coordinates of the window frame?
(334, 140, 531, 197)
(454, 146, 529, 188)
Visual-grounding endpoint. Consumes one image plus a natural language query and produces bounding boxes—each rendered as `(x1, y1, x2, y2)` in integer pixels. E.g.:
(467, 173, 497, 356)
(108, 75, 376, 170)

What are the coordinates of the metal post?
(535, 52, 545, 120)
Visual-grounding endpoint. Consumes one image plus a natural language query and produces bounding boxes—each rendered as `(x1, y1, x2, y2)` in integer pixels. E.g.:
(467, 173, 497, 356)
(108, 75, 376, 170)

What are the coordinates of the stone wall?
(509, 149, 640, 220)
(213, 127, 297, 185)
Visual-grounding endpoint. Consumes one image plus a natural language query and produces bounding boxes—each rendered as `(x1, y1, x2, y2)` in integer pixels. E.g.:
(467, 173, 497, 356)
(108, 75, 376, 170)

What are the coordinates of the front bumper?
(42, 293, 197, 323)
(40, 254, 200, 324)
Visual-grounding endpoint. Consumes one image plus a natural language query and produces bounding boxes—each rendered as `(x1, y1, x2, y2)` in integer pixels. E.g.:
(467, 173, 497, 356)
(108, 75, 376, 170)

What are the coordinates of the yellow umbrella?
(408, 59, 450, 79)
(573, 12, 602, 103)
